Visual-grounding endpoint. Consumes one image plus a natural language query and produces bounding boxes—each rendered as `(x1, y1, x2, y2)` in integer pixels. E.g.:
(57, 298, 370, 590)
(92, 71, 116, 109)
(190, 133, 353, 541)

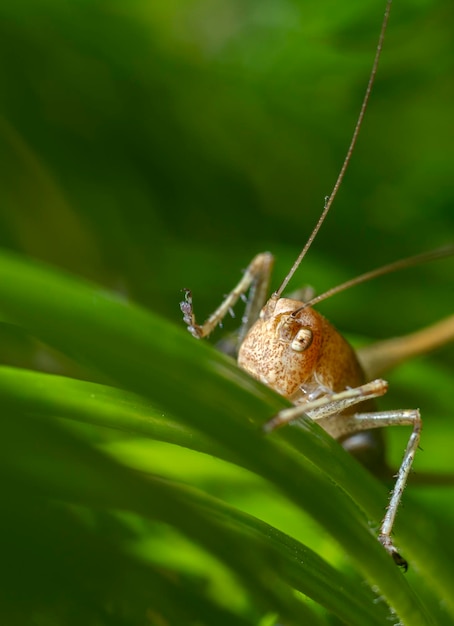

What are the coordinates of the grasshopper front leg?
(263, 379, 420, 570)
(181, 252, 274, 344)
(342, 409, 421, 571)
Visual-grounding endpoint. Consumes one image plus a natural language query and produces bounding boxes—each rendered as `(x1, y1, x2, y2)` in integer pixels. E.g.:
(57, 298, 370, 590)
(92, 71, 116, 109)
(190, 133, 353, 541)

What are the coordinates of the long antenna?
(275, 0, 393, 299)
(291, 245, 454, 315)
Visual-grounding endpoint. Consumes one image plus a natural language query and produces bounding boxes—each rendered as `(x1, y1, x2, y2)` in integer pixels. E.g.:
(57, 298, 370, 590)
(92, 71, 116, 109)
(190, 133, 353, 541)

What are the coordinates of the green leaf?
(0, 250, 452, 624)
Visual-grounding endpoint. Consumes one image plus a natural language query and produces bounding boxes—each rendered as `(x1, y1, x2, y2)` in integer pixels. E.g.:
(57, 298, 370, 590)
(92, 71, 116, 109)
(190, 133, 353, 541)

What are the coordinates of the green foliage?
(0, 0, 453, 624)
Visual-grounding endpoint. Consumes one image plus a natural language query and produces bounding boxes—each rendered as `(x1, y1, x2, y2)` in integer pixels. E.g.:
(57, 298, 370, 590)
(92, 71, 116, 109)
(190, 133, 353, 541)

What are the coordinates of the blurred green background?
(0, 0, 453, 330)
(1, 0, 453, 440)
(0, 0, 453, 622)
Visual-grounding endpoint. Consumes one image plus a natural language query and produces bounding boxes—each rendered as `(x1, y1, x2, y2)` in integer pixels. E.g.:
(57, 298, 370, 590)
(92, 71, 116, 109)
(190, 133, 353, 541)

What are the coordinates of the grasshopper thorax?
(237, 296, 365, 399)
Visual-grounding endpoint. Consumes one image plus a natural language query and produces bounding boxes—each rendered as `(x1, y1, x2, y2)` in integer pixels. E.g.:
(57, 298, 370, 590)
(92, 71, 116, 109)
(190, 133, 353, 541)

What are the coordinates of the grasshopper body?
(180, 0, 454, 570)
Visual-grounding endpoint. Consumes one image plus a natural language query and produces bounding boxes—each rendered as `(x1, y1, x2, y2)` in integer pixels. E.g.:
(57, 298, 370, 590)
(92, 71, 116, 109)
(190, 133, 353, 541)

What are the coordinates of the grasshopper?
(180, 0, 454, 570)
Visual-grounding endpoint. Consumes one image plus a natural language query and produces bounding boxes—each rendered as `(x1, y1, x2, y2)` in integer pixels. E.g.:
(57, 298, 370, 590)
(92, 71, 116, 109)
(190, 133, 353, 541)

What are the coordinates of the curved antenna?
(275, 0, 393, 299)
(291, 245, 454, 315)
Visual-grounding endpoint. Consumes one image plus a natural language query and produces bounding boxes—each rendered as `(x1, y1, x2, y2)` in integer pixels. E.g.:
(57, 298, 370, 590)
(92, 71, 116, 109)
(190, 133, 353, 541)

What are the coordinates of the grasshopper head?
(237, 297, 323, 398)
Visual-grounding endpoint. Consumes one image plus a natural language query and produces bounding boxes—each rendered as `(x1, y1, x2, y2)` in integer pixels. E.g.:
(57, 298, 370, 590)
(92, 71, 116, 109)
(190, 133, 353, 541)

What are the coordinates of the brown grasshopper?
(180, 0, 454, 570)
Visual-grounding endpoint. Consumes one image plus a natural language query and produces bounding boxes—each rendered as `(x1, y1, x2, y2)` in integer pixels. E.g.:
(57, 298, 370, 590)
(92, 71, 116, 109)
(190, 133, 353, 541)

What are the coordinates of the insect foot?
(180, 289, 203, 339)
(379, 535, 408, 572)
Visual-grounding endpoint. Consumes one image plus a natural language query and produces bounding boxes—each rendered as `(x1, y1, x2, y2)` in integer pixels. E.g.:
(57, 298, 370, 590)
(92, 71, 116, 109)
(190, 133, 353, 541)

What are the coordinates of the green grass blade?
(0, 365, 392, 624)
(0, 250, 451, 624)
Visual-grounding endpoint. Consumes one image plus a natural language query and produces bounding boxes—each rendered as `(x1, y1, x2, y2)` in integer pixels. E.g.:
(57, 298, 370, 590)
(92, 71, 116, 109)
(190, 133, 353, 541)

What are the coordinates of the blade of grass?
(0, 250, 448, 624)
(1, 403, 324, 626)
(0, 365, 391, 624)
(1, 364, 452, 623)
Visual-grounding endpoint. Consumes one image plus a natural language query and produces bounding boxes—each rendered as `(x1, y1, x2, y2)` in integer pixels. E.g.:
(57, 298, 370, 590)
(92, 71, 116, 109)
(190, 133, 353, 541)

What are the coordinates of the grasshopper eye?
(291, 327, 313, 352)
